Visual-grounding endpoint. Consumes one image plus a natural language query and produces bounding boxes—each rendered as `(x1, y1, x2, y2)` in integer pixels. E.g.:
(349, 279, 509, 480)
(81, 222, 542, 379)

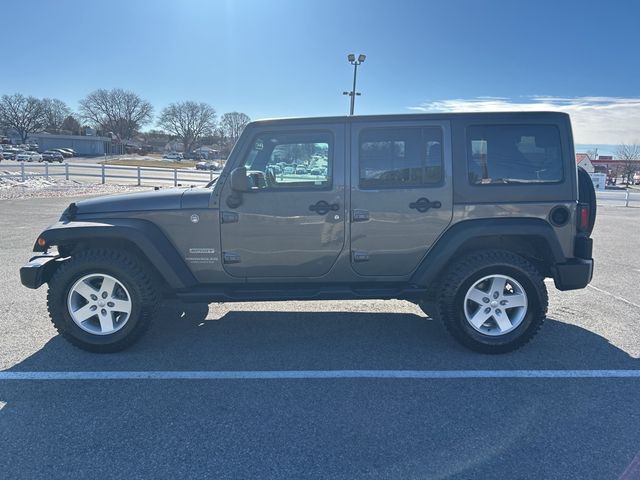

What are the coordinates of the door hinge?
(222, 252, 241, 264)
(351, 209, 370, 222)
(352, 251, 370, 262)
(221, 211, 239, 223)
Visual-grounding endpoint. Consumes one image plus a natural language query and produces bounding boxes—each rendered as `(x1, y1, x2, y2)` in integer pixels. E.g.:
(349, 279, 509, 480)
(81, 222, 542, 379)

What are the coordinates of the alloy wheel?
(463, 274, 528, 336)
(67, 273, 132, 335)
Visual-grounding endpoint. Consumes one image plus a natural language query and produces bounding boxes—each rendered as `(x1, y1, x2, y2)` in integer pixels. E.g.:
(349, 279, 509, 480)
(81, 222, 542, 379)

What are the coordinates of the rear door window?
(359, 127, 443, 189)
(467, 125, 563, 184)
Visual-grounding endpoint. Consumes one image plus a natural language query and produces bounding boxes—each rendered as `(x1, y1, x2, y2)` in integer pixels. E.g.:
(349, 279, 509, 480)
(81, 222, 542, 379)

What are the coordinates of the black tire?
(577, 166, 597, 235)
(437, 249, 548, 354)
(47, 248, 160, 353)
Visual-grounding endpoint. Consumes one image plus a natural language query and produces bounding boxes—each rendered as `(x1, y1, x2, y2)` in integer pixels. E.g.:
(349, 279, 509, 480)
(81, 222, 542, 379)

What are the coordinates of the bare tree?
(61, 115, 81, 135)
(0, 93, 46, 143)
(41, 98, 71, 133)
(79, 88, 153, 140)
(157, 101, 217, 153)
(584, 149, 598, 160)
(220, 112, 251, 146)
(615, 143, 640, 184)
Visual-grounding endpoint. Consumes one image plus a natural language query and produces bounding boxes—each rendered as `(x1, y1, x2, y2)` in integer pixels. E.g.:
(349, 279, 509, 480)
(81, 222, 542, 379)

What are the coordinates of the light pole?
(343, 53, 366, 115)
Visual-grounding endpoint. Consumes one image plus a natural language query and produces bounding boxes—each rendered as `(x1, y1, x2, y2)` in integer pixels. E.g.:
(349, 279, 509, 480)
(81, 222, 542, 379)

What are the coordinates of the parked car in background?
(163, 152, 183, 160)
(16, 151, 43, 162)
(0, 149, 16, 160)
(52, 149, 73, 158)
(59, 148, 75, 157)
(195, 161, 221, 171)
(42, 150, 65, 162)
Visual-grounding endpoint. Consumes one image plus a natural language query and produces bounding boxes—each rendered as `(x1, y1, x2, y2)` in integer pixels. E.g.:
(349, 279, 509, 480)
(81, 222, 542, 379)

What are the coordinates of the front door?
(220, 125, 345, 278)
(350, 120, 453, 276)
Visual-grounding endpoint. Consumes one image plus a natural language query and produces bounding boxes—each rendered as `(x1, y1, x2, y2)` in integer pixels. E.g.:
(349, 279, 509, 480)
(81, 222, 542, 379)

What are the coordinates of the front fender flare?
(34, 219, 197, 290)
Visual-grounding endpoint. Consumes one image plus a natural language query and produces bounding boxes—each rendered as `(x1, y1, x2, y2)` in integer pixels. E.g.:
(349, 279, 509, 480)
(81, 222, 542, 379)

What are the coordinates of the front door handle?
(409, 197, 442, 213)
(309, 200, 339, 215)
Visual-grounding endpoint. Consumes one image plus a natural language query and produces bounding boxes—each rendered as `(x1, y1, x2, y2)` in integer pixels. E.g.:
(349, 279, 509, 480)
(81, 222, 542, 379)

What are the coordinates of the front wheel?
(47, 249, 160, 352)
(437, 250, 548, 353)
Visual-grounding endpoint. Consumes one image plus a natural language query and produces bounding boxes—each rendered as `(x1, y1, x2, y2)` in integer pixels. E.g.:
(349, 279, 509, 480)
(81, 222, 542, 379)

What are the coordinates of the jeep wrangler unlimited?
(20, 112, 595, 354)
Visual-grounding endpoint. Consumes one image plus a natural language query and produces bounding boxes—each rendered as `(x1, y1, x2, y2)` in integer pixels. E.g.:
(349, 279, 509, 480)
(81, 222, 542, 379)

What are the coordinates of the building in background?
(27, 133, 114, 156)
(576, 153, 595, 173)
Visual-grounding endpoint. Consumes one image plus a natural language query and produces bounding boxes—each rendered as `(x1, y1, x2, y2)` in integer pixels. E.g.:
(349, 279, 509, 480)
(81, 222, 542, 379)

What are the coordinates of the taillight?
(577, 203, 590, 232)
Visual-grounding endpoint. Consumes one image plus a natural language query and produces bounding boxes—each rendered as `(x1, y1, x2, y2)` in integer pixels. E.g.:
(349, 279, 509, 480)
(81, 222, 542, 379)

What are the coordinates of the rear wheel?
(437, 249, 547, 353)
(47, 248, 160, 352)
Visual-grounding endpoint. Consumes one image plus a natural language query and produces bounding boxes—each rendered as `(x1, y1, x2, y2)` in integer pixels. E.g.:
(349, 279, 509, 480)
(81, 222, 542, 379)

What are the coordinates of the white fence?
(596, 190, 640, 207)
(0, 162, 216, 187)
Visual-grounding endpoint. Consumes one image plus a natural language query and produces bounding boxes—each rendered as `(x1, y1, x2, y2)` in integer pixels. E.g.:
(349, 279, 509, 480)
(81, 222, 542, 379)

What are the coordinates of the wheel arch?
(411, 218, 566, 289)
(34, 219, 197, 290)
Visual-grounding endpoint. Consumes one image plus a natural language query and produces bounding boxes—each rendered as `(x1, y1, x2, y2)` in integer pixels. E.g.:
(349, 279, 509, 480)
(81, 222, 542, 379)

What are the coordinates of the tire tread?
(47, 248, 160, 353)
(437, 249, 548, 353)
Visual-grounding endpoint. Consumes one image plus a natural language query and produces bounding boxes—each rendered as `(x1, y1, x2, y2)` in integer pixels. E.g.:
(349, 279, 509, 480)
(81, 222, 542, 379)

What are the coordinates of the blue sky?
(2, 0, 639, 152)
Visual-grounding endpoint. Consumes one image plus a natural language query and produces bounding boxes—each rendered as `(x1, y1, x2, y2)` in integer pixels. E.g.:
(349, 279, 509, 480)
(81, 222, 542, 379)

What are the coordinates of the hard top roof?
(249, 111, 570, 127)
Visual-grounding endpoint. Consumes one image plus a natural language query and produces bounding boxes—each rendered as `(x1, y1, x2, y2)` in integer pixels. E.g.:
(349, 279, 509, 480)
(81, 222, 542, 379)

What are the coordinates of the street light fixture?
(343, 53, 366, 115)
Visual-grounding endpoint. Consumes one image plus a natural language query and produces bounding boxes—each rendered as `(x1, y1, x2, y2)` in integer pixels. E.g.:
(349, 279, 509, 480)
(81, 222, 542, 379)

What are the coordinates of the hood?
(72, 188, 189, 215)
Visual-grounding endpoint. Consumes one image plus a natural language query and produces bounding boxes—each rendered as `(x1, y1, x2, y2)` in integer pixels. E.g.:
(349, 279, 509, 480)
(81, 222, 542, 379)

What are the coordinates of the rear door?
(350, 120, 453, 276)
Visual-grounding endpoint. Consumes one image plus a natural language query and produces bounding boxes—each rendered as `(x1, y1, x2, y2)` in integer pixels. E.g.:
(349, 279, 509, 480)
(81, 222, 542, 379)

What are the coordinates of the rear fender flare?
(410, 218, 567, 287)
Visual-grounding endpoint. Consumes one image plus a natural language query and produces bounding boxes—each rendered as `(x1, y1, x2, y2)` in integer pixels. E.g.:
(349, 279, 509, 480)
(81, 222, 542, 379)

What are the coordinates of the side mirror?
(226, 166, 249, 209)
(230, 166, 250, 192)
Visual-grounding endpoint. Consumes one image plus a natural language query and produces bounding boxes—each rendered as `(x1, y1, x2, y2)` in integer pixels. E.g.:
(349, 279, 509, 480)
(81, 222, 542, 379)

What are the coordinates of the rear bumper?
(20, 255, 61, 289)
(552, 258, 594, 291)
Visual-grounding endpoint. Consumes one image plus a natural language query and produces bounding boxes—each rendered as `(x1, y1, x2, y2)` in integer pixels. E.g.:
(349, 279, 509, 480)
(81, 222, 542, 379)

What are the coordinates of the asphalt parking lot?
(1, 195, 639, 479)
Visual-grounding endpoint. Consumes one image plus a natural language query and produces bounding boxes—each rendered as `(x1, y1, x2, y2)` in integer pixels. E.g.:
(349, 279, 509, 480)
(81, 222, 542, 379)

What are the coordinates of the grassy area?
(101, 158, 197, 169)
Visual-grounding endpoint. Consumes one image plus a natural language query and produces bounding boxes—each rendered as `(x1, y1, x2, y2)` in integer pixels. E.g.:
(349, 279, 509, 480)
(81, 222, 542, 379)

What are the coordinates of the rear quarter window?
(467, 125, 563, 185)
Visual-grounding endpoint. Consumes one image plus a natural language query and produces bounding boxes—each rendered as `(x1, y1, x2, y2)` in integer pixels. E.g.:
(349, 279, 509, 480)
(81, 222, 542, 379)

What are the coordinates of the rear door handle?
(309, 200, 339, 215)
(409, 198, 442, 213)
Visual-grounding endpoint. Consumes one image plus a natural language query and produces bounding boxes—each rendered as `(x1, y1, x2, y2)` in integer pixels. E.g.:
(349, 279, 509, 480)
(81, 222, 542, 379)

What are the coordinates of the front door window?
(243, 132, 332, 189)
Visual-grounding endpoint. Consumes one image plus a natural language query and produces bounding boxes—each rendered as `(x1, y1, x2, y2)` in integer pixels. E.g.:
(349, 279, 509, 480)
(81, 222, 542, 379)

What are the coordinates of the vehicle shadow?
(7, 300, 639, 372)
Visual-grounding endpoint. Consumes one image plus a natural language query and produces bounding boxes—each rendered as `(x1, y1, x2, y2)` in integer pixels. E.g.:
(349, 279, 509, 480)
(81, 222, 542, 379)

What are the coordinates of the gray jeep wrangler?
(20, 112, 595, 354)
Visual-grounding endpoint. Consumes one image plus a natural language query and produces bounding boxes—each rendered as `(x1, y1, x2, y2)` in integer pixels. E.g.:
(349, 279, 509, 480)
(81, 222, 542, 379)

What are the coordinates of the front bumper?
(552, 258, 594, 291)
(20, 255, 62, 289)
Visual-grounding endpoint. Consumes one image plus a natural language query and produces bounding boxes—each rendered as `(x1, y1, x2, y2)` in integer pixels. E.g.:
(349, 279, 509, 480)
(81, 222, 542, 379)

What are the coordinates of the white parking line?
(0, 370, 639, 381)
(588, 284, 640, 309)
